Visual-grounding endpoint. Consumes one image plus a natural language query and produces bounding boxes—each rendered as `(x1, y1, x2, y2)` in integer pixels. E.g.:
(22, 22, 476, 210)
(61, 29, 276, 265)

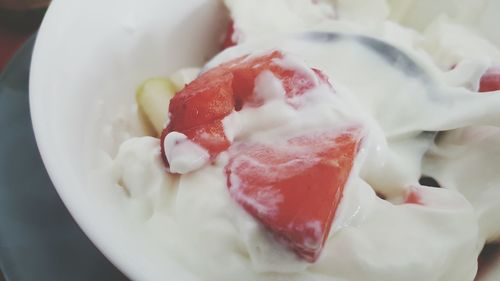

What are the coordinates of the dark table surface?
(0, 35, 129, 281)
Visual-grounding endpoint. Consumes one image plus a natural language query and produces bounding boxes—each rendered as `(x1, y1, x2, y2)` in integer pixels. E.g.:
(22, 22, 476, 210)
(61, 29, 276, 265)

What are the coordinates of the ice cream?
(107, 0, 500, 280)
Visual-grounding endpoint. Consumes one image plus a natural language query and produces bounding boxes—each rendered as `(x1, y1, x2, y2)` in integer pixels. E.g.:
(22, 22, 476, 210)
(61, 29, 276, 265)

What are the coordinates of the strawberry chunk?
(225, 128, 363, 262)
(162, 51, 332, 168)
(479, 67, 500, 92)
(167, 72, 234, 131)
(404, 189, 423, 205)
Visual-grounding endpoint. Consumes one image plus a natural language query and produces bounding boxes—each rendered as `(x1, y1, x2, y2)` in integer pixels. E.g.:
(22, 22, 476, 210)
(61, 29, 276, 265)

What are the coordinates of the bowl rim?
(29, 4, 136, 281)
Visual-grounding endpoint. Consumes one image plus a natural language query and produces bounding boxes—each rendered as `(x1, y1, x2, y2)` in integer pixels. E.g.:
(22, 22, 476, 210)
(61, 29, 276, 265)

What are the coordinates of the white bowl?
(30, 0, 227, 280)
(29, 1, 500, 281)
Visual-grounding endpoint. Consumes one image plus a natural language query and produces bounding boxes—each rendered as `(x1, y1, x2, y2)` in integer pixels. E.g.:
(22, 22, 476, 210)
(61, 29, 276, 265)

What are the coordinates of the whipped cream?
(164, 132, 210, 174)
(105, 0, 500, 280)
(424, 126, 500, 242)
(224, 0, 336, 43)
(113, 136, 479, 281)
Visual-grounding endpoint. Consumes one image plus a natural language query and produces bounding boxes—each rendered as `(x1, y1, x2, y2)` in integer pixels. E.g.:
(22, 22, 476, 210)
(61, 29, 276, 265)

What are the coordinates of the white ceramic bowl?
(30, 0, 227, 280)
(29, 1, 500, 281)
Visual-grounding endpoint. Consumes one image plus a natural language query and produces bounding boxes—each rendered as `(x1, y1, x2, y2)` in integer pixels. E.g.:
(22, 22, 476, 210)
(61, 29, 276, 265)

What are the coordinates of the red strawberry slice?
(479, 67, 500, 92)
(225, 128, 363, 262)
(167, 71, 234, 131)
(161, 71, 234, 165)
(162, 51, 332, 167)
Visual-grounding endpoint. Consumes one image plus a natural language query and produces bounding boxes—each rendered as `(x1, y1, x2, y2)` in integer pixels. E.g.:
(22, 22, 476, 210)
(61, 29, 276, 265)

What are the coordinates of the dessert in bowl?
(30, 0, 500, 280)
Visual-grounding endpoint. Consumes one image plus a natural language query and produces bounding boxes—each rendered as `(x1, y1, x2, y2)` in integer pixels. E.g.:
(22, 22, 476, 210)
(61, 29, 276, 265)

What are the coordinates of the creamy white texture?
(388, 0, 500, 48)
(312, 180, 478, 281)
(424, 127, 500, 242)
(164, 132, 210, 174)
(224, 0, 336, 43)
(111, 137, 176, 219)
(113, 136, 479, 281)
(107, 0, 500, 280)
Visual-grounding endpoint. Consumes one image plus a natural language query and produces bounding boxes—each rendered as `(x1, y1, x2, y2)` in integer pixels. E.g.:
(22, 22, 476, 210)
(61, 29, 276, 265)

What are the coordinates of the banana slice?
(136, 68, 201, 136)
(136, 78, 176, 136)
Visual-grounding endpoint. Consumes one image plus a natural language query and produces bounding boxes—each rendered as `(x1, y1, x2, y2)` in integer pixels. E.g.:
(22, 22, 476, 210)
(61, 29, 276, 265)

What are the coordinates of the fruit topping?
(225, 128, 363, 262)
(162, 51, 331, 167)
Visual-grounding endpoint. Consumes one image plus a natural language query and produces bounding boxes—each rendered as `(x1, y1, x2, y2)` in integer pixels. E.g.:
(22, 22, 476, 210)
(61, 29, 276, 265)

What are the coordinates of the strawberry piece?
(479, 67, 500, 92)
(222, 20, 237, 49)
(404, 189, 422, 205)
(167, 72, 234, 131)
(162, 70, 234, 165)
(162, 51, 332, 167)
(225, 128, 363, 262)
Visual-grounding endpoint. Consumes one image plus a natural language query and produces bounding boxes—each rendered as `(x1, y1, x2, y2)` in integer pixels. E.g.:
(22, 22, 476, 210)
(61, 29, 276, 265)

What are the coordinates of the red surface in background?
(0, 23, 30, 71)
